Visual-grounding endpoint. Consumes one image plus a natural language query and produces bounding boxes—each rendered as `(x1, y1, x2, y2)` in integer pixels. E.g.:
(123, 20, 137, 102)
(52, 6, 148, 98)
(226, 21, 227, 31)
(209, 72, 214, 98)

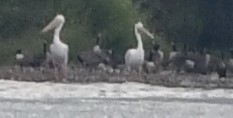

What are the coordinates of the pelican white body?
(125, 49, 145, 69)
(50, 41, 68, 66)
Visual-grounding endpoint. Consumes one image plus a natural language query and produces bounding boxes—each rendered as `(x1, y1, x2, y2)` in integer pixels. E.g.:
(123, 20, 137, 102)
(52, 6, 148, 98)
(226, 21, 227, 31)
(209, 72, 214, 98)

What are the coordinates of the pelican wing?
(125, 49, 133, 65)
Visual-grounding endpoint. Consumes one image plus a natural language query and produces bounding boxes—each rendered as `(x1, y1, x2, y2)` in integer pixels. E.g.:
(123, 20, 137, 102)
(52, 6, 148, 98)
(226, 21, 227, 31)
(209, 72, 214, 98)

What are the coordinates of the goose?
(15, 49, 24, 62)
(41, 14, 69, 79)
(77, 33, 112, 67)
(151, 44, 164, 66)
(106, 50, 126, 74)
(144, 43, 164, 73)
(167, 42, 186, 73)
(168, 43, 197, 73)
(42, 40, 54, 68)
(144, 49, 156, 73)
(191, 48, 217, 75)
(14, 41, 48, 68)
(15, 49, 26, 67)
(216, 52, 226, 78)
(184, 59, 195, 72)
(182, 44, 196, 72)
(93, 33, 102, 53)
(168, 42, 179, 60)
(33, 41, 49, 67)
(226, 49, 233, 76)
(125, 22, 154, 73)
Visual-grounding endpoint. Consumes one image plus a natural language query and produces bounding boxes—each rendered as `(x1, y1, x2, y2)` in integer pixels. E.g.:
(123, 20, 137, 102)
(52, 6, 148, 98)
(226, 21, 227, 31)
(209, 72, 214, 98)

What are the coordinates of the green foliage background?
(0, 0, 232, 65)
(0, 0, 139, 64)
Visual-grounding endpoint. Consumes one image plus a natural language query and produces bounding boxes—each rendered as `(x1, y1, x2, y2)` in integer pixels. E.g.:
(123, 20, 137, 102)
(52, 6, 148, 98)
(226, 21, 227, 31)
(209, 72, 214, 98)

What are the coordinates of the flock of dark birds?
(10, 14, 233, 83)
(14, 33, 233, 80)
(144, 42, 233, 78)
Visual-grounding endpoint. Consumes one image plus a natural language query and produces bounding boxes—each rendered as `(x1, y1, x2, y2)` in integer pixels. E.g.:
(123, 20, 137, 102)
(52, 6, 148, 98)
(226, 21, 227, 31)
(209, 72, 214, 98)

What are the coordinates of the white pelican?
(125, 22, 154, 72)
(41, 14, 69, 79)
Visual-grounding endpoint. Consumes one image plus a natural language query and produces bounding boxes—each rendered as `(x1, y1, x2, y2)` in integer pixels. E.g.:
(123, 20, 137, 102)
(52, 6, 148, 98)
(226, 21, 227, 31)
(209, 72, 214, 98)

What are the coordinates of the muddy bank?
(0, 66, 233, 89)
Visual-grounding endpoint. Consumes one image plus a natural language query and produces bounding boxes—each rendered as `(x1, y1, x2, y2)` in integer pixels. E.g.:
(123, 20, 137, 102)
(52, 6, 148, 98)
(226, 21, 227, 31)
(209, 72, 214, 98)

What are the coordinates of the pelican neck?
(135, 26, 143, 50)
(53, 22, 64, 43)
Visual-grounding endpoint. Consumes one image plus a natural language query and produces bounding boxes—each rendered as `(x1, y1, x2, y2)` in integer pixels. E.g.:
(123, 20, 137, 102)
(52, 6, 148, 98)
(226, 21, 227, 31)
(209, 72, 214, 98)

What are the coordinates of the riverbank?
(0, 66, 232, 89)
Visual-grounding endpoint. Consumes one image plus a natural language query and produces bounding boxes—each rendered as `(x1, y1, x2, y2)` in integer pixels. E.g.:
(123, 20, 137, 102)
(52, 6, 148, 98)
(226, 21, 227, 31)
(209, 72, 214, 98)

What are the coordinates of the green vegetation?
(0, 0, 138, 64)
(0, 0, 232, 64)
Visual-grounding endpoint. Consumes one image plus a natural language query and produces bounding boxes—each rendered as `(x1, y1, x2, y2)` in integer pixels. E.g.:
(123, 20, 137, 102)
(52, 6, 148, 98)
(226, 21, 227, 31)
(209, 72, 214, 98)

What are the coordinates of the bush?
(0, 0, 139, 64)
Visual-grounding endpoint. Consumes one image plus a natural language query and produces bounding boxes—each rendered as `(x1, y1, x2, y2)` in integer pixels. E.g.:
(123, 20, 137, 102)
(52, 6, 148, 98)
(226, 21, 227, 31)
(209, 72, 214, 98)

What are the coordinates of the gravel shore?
(0, 66, 232, 89)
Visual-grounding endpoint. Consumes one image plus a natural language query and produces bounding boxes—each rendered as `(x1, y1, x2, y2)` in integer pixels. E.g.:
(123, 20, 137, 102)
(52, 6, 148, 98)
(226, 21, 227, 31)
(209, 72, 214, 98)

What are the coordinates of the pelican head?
(41, 14, 65, 33)
(135, 22, 154, 39)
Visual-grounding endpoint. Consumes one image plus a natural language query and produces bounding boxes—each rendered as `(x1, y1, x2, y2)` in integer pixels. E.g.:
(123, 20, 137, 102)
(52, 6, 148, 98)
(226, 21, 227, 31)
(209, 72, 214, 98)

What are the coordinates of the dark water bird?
(186, 48, 212, 75)
(15, 49, 25, 66)
(151, 44, 164, 67)
(93, 33, 102, 54)
(181, 44, 196, 72)
(15, 49, 23, 59)
(168, 42, 179, 61)
(15, 41, 48, 68)
(216, 52, 226, 78)
(106, 50, 123, 67)
(226, 49, 233, 76)
(144, 50, 156, 73)
(184, 59, 195, 72)
(77, 33, 112, 67)
(144, 43, 164, 73)
(43, 40, 54, 68)
(167, 42, 187, 73)
(167, 43, 213, 74)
